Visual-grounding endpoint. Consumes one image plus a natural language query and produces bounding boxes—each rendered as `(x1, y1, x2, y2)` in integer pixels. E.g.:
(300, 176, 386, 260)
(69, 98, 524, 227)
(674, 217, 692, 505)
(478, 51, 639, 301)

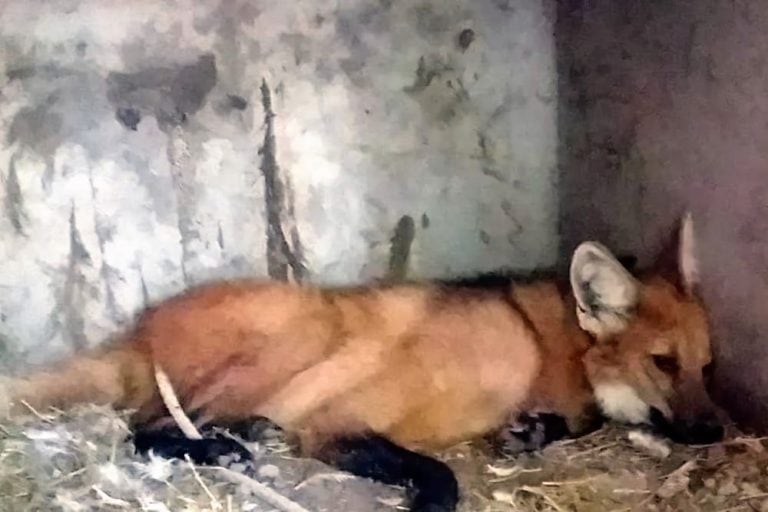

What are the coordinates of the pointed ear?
(654, 212, 700, 296)
(570, 241, 640, 339)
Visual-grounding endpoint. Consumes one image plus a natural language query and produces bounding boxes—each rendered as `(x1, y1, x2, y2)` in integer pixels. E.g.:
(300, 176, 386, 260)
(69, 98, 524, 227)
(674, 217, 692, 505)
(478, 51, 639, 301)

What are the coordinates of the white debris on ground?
(627, 430, 672, 460)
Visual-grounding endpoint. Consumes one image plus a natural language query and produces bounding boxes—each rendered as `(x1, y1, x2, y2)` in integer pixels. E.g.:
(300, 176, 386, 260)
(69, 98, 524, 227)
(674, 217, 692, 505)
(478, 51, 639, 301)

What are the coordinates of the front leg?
(489, 412, 571, 456)
(490, 406, 604, 457)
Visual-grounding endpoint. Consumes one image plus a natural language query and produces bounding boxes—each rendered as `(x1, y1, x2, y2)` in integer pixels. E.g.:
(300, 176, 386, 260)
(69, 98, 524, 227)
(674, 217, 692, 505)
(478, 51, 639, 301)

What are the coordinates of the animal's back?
(136, 279, 541, 450)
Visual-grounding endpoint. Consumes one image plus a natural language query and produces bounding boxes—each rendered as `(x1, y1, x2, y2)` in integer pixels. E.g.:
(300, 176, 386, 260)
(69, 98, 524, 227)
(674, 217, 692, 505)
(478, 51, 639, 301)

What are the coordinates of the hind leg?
(316, 434, 459, 512)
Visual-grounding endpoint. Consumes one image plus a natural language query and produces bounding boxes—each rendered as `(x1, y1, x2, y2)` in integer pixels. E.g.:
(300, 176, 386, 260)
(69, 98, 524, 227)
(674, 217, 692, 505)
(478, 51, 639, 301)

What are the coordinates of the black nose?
(650, 408, 724, 445)
(675, 414, 724, 445)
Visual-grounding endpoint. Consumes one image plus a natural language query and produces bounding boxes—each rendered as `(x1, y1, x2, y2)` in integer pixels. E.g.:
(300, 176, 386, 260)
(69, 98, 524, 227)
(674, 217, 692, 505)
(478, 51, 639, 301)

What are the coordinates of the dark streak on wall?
(259, 79, 305, 283)
(87, 167, 119, 321)
(386, 214, 415, 282)
(59, 206, 91, 350)
(3, 156, 26, 235)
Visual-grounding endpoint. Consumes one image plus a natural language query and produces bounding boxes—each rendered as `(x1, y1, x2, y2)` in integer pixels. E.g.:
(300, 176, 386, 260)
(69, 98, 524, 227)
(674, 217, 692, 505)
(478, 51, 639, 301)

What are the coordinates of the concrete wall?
(557, 1, 768, 430)
(0, 0, 558, 363)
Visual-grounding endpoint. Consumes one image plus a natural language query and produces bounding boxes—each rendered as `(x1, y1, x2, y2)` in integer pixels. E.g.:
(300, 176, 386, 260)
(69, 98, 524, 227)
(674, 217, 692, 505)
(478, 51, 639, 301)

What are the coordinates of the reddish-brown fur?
(4, 279, 591, 453)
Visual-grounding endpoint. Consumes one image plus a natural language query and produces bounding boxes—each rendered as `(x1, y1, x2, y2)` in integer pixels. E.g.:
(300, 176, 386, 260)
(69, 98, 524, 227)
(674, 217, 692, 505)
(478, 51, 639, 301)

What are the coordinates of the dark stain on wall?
(280, 33, 313, 67)
(491, 0, 515, 13)
(457, 28, 475, 51)
(7, 95, 64, 159)
(3, 156, 26, 235)
(259, 79, 305, 283)
(405, 55, 469, 124)
(116, 107, 141, 131)
(477, 133, 507, 183)
(217, 223, 225, 250)
(6, 66, 37, 81)
(226, 94, 248, 111)
(334, 10, 376, 87)
(59, 206, 91, 350)
(404, 56, 446, 94)
(387, 215, 415, 282)
(412, 4, 452, 38)
(106, 54, 217, 132)
(87, 166, 120, 323)
(139, 269, 150, 308)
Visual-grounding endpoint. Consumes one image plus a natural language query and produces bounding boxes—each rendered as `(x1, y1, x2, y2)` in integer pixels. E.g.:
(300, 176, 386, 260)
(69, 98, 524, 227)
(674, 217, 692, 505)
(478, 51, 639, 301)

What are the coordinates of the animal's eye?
(652, 354, 680, 375)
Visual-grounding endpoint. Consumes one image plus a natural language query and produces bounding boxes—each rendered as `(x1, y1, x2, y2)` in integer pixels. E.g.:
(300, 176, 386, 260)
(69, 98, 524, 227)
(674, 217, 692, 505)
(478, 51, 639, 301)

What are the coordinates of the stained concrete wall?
(557, 1, 768, 430)
(0, 0, 558, 363)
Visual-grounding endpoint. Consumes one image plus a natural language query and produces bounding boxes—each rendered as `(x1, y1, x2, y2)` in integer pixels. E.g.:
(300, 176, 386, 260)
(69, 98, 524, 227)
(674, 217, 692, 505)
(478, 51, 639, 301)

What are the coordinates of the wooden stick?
(217, 466, 312, 512)
(153, 363, 202, 439)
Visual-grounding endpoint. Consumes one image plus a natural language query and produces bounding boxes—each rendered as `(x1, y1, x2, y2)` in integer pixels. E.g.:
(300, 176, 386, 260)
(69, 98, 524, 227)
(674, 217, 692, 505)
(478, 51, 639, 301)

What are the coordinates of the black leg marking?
(130, 415, 255, 466)
(320, 435, 459, 512)
(491, 412, 571, 456)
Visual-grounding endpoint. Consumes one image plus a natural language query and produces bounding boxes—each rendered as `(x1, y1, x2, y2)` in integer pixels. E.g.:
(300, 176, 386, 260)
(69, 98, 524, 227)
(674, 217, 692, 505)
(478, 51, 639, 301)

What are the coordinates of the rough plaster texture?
(0, 0, 558, 363)
(557, 1, 768, 429)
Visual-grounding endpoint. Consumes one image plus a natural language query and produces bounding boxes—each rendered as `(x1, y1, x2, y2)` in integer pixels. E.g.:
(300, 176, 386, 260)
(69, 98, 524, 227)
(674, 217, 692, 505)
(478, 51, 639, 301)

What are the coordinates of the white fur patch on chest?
(593, 382, 650, 424)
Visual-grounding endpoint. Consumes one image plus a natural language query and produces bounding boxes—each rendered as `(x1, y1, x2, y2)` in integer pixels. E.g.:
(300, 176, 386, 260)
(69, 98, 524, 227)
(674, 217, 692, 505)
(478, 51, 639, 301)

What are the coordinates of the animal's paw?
(491, 412, 570, 457)
(212, 415, 284, 443)
(195, 415, 284, 444)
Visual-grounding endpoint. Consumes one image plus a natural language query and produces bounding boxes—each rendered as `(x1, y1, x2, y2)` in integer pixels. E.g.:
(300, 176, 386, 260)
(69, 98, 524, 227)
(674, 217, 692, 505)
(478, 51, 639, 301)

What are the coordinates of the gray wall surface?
(0, 0, 558, 363)
(558, 1, 768, 430)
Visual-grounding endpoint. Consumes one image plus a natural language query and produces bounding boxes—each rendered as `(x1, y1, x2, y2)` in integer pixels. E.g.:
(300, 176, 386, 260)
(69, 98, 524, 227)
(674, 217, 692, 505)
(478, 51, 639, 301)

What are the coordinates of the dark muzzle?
(650, 408, 724, 445)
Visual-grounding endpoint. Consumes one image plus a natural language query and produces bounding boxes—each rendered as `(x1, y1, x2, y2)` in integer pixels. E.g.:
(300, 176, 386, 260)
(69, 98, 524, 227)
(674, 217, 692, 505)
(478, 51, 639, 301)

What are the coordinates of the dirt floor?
(1, 404, 767, 512)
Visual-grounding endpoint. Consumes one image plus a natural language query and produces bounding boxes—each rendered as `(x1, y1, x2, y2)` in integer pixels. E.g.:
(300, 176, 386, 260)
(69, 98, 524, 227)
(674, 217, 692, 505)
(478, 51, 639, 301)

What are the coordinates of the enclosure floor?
(0, 405, 765, 512)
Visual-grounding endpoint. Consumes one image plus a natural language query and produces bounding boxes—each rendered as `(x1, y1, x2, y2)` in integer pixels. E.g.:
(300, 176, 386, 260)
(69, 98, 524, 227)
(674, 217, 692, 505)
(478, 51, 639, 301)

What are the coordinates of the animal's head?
(571, 213, 724, 445)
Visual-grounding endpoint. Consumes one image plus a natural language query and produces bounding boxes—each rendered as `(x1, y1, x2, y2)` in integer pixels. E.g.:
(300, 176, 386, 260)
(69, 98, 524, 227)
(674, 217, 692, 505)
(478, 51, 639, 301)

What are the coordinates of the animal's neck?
(507, 279, 596, 418)
(508, 279, 593, 356)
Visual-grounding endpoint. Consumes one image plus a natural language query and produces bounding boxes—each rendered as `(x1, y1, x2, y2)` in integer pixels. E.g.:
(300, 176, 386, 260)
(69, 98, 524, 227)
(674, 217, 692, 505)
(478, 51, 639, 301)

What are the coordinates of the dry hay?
(447, 423, 768, 512)
(1, 405, 767, 512)
(0, 405, 401, 512)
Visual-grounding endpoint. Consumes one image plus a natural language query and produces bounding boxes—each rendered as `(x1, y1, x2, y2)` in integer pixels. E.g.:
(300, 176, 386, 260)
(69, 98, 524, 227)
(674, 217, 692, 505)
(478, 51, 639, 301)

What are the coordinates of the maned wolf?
(0, 214, 723, 512)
